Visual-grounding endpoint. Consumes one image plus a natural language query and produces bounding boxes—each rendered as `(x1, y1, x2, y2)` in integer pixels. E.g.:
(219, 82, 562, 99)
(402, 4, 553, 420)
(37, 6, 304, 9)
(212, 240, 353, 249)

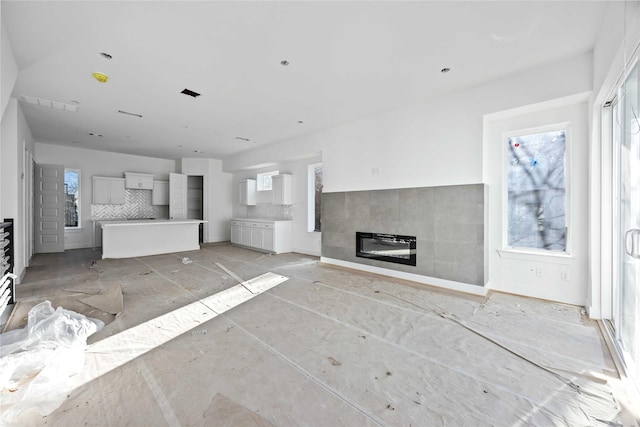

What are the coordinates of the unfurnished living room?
(1, 1, 640, 426)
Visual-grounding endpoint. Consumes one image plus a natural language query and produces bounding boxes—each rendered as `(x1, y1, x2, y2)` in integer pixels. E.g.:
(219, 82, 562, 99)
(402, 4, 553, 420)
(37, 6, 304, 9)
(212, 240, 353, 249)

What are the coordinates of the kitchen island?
(100, 219, 206, 259)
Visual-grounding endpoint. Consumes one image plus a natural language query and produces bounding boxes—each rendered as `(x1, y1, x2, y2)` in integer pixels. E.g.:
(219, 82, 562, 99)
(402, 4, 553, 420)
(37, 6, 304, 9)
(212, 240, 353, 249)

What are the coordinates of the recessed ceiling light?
(298, 120, 304, 124)
(181, 88, 201, 98)
(280, 60, 290, 66)
(441, 67, 451, 73)
(100, 52, 113, 59)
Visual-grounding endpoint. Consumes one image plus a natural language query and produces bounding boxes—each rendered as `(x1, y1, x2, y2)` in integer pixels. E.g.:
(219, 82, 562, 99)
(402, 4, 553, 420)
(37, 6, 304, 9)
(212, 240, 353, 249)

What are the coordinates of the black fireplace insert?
(356, 232, 417, 266)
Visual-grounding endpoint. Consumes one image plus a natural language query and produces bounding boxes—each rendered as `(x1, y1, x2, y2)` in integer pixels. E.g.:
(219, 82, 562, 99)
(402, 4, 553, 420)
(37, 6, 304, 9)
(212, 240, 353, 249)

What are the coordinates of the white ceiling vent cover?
(21, 95, 79, 112)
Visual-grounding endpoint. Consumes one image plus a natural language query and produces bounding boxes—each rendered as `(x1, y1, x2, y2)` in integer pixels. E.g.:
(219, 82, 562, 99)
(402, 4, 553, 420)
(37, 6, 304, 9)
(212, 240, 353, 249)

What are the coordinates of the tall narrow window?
(308, 163, 323, 232)
(64, 169, 80, 228)
(506, 128, 567, 251)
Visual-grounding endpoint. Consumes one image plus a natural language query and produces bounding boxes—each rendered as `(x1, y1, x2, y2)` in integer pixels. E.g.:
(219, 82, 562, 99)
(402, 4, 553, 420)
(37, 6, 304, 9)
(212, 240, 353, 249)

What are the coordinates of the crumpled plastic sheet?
(0, 300, 104, 424)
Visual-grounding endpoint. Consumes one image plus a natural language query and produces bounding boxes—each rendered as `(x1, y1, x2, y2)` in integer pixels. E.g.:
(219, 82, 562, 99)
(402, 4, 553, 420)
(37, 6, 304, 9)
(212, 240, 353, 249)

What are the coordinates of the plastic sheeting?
(0, 301, 103, 424)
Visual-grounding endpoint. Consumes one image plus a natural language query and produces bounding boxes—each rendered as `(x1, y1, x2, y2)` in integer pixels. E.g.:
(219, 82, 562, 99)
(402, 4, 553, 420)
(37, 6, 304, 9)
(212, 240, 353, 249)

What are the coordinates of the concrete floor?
(3, 243, 639, 426)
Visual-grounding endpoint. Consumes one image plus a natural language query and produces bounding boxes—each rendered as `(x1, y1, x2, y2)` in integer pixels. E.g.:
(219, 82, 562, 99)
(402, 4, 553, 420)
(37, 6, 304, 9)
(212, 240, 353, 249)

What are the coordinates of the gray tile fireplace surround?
(321, 184, 488, 287)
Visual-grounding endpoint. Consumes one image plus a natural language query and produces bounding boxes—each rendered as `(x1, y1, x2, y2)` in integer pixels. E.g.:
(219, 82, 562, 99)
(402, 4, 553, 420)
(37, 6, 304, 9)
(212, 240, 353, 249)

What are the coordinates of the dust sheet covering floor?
(3, 243, 640, 426)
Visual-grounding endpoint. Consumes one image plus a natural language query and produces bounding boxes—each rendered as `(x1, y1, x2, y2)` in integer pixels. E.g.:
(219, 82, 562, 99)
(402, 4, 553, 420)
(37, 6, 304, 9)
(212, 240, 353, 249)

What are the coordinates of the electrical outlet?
(561, 271, 569, 281)
(536, 267, 543, 277)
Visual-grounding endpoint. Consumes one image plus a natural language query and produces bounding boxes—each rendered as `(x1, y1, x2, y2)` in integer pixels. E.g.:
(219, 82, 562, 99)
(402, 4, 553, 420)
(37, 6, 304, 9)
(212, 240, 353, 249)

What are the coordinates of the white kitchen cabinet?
(92, 176, 125, 205)
(125, 172, 154, 190)
(230, 219, 291, 254)
(152, 180, 169, 205)
(230, 223, 242, 244)
(239, 179, 256, 206)
(272, 174, 293, 205)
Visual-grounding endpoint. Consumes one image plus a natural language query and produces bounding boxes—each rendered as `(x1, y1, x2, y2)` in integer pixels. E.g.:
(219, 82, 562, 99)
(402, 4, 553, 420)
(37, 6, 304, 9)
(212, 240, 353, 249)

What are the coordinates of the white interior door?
(35, 164, 64, 253)
(169, 173, 188, 220)
(613, 60, 640, 386)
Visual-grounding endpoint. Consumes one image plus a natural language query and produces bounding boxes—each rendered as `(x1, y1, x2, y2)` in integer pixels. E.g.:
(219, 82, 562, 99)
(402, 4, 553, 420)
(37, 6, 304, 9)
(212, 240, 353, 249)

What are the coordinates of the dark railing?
(1, 218, 16, 318)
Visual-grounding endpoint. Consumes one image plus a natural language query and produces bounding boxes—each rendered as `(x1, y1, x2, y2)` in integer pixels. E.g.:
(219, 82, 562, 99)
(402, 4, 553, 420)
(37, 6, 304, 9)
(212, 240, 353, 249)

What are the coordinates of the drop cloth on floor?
(4, 245, 636, 426)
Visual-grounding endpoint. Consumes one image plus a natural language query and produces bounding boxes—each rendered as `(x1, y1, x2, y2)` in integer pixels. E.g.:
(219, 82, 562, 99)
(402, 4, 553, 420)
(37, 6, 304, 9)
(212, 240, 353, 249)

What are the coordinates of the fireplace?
(356, 232, 417, 266)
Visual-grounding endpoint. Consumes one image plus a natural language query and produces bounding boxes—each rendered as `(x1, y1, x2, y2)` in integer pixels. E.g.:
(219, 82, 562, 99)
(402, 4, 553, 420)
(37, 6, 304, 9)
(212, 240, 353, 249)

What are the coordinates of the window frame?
(64, 168, 81, 229)
(307, 163, 323, 232)
(256, 170, 279, 192)
(501, 122, 572, 256)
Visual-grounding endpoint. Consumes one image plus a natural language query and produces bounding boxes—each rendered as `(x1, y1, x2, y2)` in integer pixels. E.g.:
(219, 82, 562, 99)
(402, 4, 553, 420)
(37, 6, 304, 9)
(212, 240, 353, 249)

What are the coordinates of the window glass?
(507, 129, 566, 251)
(310, 164, 323, 232)
(64, 169, 80, 228)
(257, 170, 279, 191)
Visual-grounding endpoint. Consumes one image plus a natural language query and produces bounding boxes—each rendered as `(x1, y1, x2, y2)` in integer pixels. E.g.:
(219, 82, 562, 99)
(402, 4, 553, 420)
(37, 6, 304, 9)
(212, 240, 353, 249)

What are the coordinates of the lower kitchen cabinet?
(230, 219, 292, 254)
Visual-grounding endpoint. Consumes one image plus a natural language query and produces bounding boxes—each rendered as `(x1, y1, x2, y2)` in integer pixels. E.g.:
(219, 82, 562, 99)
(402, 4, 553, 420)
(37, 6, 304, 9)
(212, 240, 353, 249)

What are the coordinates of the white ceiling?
(3, 1, 607, 161)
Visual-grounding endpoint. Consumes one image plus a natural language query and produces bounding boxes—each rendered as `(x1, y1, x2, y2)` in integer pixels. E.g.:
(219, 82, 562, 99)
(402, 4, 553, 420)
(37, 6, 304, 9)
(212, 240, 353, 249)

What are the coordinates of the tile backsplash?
(91, 189, 168, 220)
(246, 204, 293, 220)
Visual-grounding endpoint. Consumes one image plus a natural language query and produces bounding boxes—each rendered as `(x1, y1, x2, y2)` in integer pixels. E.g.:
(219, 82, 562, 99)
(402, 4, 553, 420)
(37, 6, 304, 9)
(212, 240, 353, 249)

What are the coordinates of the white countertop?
(231, 218, 292, 223)
(100, 219, 206, 227)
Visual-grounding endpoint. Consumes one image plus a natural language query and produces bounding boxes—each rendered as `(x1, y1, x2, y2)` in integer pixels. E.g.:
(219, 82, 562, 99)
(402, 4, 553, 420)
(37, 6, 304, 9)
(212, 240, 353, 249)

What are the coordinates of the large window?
(506, 128, 567, 252)
(257, 170, 279, 191)
(308, 163, 323, 232)
(64, 169, 80, 228)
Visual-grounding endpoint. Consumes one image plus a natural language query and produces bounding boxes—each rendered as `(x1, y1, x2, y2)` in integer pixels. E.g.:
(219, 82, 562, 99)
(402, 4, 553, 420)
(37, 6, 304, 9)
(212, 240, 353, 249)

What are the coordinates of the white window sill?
(65, 228, 84, 232)
(498, 248, 574, 264)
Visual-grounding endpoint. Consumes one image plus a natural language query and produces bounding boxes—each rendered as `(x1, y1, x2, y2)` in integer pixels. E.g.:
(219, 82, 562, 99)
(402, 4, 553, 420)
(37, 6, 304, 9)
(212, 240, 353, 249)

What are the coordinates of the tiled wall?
(246, 204, 293, 220)
(322, 184, 488, 286)
(91, 189, 168, 220)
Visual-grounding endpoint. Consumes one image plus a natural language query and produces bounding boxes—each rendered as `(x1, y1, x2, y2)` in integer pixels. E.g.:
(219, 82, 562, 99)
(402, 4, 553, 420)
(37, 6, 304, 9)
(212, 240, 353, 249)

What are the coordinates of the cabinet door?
(93, 178, 111, 204)
(241, 225, 252, 246)
(262, 228, 274, 251)
(152, 181, 169, 205)
(109, 179, 126, 204)
(272, 174, 292, 205)
(239, 179, 256, 206)
(169, 173, 188, 219)
(231, 225, 242, 244)
(250, 226, 263, 248)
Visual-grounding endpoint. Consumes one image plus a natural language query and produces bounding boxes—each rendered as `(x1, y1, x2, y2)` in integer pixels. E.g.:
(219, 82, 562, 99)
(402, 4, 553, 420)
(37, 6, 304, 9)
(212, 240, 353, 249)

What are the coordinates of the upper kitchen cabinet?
(125, 172, 154, 190)
(152, 180, 169, 205)
(272, 174, 292, 205)
(239, 179, 256, 206)
(93, 176, 125, 205)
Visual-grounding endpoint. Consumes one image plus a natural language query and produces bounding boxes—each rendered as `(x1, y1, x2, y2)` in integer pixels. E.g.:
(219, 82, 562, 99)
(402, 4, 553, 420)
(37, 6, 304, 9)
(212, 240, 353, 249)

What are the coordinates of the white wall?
(484, 98, 589, 306)
(224, 53, 593, 297)
(35, 143, 177, 249)
(179, 158, 233, 243)
(1, 100, 35, 282)
(1, 13, 18, 121)
(224, 53, 592, 193)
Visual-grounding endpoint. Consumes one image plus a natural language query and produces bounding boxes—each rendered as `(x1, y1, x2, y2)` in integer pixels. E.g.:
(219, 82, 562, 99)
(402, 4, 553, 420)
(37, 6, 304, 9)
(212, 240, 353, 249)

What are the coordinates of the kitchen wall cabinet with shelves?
(239, 179, 256, 206)
(230, 219, 292, 253)
(272, 174, 292, 205)
(92, 176, 125, 205)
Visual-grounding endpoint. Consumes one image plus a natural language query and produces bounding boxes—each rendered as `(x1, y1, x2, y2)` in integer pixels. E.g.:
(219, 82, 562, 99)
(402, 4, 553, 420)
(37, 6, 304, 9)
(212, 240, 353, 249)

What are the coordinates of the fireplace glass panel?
(356, 232, 417, 266)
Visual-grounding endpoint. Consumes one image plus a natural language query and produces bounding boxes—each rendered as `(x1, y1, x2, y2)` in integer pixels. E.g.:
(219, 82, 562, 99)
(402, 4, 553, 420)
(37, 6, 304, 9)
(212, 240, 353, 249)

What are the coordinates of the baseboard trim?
(320, 257, 488, 297)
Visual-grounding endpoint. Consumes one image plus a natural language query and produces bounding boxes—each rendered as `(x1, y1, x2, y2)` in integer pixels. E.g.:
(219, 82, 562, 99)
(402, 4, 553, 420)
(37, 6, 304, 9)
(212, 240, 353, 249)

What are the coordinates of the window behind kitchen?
(64, 169, 80, 228)
(256, 170, 279, 191)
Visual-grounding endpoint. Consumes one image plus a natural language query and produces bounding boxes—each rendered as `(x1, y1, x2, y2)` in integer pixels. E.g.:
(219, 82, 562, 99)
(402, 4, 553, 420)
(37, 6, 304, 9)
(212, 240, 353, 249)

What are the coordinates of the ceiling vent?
(181, 88, 201, 98)
(21, 95, 78, 112)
